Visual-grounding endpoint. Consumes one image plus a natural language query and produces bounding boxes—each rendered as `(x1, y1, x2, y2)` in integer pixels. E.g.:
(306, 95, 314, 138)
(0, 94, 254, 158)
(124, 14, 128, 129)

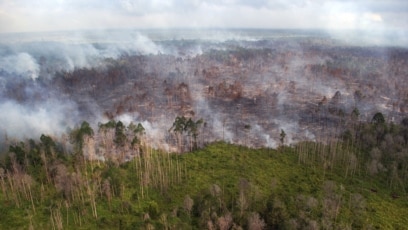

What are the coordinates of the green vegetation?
(170, 116, 204, 152)
(1, 114, 408, 229)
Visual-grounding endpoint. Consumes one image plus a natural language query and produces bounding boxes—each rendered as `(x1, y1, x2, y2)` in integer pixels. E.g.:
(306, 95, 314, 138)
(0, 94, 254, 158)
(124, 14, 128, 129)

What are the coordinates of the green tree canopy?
(372, 112, 385, 125)
(69, 121, 94, 153)
(114, 121, 126, 147)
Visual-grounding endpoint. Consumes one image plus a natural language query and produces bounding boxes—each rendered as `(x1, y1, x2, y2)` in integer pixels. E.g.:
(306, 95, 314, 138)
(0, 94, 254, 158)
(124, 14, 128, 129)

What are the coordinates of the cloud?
(364, 13, 383, 22)
(0, 0, 406, 33)
(119, 0, 175, 14)
(354, 0, 408, 13)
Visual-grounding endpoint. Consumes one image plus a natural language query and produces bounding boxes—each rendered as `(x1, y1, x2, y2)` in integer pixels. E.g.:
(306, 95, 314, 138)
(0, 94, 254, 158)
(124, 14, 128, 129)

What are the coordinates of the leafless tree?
(248, 212, 266, 230)
(217, 212, 233, 230)
(183, 195, 194, 215)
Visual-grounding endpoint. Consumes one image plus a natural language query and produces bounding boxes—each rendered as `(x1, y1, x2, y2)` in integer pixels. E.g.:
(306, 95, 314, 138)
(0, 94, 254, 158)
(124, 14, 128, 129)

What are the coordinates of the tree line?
(1, 112, 408, 229)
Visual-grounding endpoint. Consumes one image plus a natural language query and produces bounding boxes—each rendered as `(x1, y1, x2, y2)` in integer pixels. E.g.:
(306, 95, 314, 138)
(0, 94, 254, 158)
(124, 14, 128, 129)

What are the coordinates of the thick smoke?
(0, 53, 40, 80)
(0, 99, 79, 140)
(0, 32, 165, 77)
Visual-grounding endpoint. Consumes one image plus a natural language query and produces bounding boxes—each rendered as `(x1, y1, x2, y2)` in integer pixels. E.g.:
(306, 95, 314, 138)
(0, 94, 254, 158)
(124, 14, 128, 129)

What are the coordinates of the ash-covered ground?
(1, 29, 407, 151)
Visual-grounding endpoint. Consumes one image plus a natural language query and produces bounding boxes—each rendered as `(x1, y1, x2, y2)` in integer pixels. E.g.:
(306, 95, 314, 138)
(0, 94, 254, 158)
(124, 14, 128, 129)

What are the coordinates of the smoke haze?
(0, 28, 407, 152)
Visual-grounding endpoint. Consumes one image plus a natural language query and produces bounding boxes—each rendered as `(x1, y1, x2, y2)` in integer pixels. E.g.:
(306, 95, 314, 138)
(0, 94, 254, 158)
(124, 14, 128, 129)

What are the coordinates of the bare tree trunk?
(7, 172, 20, 207)
(28, 183, 36, 214)
(0, 169, 8, 200)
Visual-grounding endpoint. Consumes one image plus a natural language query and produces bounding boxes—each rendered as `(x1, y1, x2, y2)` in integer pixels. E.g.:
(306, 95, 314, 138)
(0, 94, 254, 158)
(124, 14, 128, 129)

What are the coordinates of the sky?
(0, 0, 407, 33)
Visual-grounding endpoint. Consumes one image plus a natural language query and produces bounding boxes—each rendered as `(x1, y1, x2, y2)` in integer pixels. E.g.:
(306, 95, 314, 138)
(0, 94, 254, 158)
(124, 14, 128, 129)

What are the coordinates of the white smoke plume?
(0, 99, 78, 139)
(0, 53, 40, 80)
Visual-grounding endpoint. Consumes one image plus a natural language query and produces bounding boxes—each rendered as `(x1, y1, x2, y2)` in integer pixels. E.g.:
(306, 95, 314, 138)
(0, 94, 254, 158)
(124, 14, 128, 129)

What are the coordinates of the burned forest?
(2, 31, 408, 154)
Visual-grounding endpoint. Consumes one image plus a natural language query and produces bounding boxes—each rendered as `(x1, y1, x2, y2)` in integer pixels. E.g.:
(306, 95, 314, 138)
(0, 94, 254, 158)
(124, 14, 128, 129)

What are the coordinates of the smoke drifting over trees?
(1, 28, 408, 229)
(1, 29, 407, 153)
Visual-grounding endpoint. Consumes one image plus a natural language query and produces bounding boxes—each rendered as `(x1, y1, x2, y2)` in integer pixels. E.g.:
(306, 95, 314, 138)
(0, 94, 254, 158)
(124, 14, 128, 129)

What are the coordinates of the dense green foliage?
(1, 116, 408, 229)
